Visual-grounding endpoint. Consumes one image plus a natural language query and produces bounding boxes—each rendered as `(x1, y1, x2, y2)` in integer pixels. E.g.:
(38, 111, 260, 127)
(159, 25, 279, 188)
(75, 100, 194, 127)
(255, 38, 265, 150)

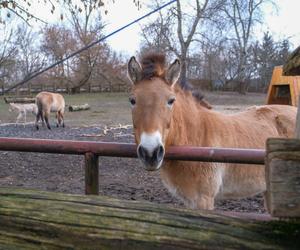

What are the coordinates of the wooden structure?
(283, 45, 300, 76)
(0, 187, 299, 249)
(266, 66, 300, 106)
(266, 138, 300, 218)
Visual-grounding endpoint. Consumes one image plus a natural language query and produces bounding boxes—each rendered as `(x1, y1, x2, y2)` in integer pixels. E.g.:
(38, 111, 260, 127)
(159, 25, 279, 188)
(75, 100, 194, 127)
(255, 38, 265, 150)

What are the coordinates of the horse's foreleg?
(16, 113, 23, 126)
(58, 111, 65, 128)
(62, 112, 65, 128)
(24, 111, 26, 127)
(56, 113, 59, 127)
(195, 195, 215, 210)
(41, 114, 45, 126)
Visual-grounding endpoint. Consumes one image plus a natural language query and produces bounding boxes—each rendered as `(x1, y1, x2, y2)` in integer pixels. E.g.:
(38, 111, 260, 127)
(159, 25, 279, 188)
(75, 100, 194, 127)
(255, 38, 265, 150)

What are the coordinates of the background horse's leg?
(41, 114, 45, 126)
(62, 112, 65, 128)
(56, 113, 59, 127)
(35, 111, 41, 130)
(58, 110, 65, 128)
(16, 112, 23, 126)
(24, 110, 26, 127)
(44, 111, 51, 130)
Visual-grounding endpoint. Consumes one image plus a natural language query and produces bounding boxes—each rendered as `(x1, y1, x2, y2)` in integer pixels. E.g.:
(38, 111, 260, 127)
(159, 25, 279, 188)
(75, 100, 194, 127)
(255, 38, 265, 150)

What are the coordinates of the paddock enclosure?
(0, 91, 299, 249)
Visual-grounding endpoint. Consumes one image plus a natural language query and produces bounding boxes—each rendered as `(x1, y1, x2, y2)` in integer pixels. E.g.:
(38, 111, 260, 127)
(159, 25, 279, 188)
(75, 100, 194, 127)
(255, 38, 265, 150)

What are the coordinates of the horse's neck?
(167, 94, 212, 146)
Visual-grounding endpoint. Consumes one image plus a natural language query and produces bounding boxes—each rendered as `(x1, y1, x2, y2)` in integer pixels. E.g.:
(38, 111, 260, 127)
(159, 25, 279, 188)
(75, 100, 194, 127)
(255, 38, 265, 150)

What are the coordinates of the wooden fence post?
(266, 138, 300, 218)
(85, 152, 99, 195)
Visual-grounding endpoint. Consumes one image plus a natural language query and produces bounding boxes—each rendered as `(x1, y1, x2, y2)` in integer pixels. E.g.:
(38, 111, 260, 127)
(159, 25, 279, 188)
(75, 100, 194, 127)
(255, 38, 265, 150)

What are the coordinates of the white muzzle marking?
(138, 131, 164, 170)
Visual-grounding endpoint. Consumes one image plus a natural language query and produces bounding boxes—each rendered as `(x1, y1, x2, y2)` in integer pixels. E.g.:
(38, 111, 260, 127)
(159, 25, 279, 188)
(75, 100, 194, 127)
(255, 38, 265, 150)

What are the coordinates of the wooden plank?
(266, 138, 300, 218)
(295, 98, 300, 138)
(85, 152, 99, 195)
(0, 187, 299, 249)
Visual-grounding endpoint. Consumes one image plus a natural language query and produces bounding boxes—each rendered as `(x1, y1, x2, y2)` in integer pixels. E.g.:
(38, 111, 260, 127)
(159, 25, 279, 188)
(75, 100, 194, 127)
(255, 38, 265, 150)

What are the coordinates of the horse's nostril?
(137, 145, 146, 159)
(156, 145, 164, 161)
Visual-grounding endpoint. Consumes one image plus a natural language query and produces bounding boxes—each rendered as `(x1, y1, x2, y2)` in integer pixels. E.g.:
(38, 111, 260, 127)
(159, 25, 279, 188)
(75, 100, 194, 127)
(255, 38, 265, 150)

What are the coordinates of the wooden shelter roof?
(283, 45, 300, 76)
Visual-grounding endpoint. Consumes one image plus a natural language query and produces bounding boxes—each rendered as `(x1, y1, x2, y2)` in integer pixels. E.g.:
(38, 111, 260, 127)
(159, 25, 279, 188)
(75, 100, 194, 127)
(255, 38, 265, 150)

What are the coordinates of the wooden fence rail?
(1, 187, 300, 250)
(0, 137, 265, 195)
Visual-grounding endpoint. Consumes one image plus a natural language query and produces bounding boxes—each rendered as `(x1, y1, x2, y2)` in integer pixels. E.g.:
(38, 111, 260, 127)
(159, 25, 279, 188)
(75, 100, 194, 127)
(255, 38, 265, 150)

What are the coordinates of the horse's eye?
(129, 97, 136, 106)
(167, 97, 176, 107)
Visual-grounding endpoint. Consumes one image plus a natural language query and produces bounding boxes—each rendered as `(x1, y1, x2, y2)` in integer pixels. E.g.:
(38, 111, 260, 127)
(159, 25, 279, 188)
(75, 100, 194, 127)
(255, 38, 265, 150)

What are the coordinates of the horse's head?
(127, 54, 181, 171)
(8, 103, 18, 112)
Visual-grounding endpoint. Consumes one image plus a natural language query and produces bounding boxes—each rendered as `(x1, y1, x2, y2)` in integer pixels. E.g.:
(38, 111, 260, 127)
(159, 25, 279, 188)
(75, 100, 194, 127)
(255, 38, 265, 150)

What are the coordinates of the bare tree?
(140, 0, 175, 58)
(41, 25, 77, 93)
(222, 0, 272, 93)
(140, 0, 224, 84)
(66, 0, 106, 93)
(174, 0, 226, 84)
(0, 24, 17, 92)
(15, 24, 46, 93)
(0, 0, 54, 24)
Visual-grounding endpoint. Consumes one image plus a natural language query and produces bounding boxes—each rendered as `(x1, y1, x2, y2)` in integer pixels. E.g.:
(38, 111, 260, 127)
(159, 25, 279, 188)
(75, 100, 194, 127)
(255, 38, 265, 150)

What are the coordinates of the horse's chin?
(141, 160, 163, 172)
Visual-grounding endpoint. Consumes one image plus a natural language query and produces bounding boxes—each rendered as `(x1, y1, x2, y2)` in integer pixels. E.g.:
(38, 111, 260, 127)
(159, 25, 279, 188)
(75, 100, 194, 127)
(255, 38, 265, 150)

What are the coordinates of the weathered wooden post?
(266, 46, 300, 218)
(266, 138, 300, 218)
(85, 152, 99, 195)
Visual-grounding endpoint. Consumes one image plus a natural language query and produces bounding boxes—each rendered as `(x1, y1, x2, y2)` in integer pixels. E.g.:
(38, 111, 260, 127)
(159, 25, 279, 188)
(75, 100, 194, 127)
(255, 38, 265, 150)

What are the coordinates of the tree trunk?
(4, 97, 35, 104)
(179, 53, 188, 85)
(0, 187, 299, 250)
(28, 83, 32, 95)
(68, 103, 90, 112)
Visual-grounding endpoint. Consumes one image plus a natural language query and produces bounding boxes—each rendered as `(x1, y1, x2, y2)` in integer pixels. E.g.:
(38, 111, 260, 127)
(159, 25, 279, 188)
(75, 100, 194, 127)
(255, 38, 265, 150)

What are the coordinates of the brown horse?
(35, 91, 65, 130)
(127, 53, 296, 210)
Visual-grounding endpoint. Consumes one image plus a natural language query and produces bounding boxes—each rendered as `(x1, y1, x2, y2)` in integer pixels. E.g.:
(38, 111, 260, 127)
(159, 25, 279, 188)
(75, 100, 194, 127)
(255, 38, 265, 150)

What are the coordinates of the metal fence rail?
(0, 137, 265, 195)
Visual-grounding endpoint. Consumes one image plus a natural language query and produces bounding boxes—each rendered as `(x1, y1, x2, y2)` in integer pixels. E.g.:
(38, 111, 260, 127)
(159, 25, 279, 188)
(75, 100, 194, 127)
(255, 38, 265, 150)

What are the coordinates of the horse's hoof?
(56, 124, 59, 128)
(62, 124, 65, 128)
(36, 126, 39, 130)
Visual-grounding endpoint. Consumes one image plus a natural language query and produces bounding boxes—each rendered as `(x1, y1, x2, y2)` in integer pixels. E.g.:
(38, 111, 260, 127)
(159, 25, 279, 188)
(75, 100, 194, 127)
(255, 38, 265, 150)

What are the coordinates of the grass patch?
(0, 91, 266, 126)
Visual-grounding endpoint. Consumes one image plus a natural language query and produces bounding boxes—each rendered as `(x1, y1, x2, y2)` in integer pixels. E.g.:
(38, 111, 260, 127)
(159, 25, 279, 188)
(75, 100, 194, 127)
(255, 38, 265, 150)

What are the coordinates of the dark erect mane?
(140, 53, 211, 108)
(140, 53, 166, 80)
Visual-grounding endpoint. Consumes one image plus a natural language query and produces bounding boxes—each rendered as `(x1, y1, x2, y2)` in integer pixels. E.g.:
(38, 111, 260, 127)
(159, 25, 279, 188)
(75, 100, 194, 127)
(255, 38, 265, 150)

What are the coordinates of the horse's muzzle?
(137, 144, 165, 171)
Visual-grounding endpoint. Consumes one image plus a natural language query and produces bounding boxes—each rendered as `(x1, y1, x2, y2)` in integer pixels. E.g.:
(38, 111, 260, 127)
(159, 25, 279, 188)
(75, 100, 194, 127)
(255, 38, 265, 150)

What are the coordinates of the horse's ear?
(127, 56, 142, 84)
(166, 59, 181, 86)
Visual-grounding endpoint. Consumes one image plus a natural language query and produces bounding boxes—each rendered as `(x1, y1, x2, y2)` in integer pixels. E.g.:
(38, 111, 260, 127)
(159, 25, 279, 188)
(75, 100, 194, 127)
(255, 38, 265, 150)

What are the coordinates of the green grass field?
(1, 91, 267, 127)
(2, 92, 131, 127)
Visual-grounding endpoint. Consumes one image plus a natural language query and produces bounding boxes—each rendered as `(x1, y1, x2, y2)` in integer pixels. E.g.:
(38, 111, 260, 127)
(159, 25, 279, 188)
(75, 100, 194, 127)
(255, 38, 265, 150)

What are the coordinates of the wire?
(3, 0, 177, 94)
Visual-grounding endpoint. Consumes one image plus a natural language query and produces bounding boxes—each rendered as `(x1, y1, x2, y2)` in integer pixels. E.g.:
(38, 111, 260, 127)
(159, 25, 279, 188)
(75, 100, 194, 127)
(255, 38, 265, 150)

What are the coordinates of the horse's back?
(36, 92, 65, 112)
(219, 104, 296, 199)
(244, 104, 296, 137)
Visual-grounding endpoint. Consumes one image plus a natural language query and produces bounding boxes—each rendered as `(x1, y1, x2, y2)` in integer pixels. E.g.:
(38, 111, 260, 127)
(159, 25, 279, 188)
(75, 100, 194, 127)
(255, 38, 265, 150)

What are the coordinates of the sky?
(99, 0, 300, 54)
(258, 0, 300, 48)
(100, 0, 300, 55)
(5, 0, 300, 55)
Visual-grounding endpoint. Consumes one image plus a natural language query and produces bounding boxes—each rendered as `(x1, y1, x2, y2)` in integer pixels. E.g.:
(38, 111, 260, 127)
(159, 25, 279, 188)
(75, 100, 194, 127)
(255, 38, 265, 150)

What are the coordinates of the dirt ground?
(0, 91, 267, 213)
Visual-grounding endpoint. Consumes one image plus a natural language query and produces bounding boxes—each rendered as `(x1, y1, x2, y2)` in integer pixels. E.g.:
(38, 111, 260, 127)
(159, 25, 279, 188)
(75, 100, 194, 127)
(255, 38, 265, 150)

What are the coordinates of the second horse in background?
(35, 91, 65, 130)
